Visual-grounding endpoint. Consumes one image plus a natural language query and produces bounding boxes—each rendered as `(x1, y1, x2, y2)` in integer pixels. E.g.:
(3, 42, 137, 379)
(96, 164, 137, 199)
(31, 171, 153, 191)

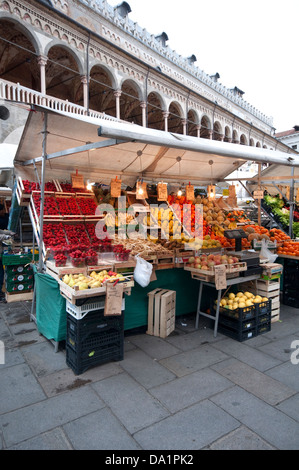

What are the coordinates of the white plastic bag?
(260, 238, 277, 263)
(134, 254, 153, 287)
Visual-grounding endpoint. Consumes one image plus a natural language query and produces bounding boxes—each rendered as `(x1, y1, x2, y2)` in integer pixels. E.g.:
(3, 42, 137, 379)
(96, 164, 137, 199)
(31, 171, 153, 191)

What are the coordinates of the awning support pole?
(289, 167, 295, 239)
(38, 113, 48, 273)
(258, 163, 261, 226)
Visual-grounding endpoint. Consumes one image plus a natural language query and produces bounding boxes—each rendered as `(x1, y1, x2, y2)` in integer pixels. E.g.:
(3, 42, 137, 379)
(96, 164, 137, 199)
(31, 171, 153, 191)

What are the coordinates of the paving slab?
(21, 341, 68, 377)
(149, 368, 233, 413)
(133, 399, 239, 450)
(0, 363, 46, 414)
(207, 425, 275, 450)
(277, 393, 299, 422)
(0, 386, 105, 448)
(0, 347, 24, 370)
(119, 348, 176, 389)
(212, 338, 282, 371)
(212, 358, 296, 405)
(38, 361, 123, 397)
(159, 343, 229, 377)
(91, 372, 170, 434)
(63, 408, 141, 450)
(211, 385, 299, 450)
(9, 427, 73, 450)
(265, 361, 299, 391)
(257, 334, 299, 363)
(126, 333, 181, 359)
(165, 328, 224, 351)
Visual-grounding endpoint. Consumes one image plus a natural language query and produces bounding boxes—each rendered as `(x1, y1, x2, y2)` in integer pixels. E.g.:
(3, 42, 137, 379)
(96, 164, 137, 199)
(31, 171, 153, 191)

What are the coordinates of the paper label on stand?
(214, 265, 227, 290)
(104, 282, 124, 316)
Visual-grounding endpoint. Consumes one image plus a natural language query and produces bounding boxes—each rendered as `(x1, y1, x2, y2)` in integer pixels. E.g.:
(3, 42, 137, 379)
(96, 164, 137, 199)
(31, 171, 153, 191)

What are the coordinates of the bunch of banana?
(105, 213, 115, 227)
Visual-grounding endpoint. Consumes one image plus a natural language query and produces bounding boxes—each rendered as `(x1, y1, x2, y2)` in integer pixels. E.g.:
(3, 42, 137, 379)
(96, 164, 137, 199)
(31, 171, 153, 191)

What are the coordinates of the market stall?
(5, 103, 299, 373)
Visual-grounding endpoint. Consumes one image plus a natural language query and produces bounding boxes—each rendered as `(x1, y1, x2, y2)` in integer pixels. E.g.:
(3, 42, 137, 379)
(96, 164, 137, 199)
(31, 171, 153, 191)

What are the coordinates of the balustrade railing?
(0, 79, 120, 122)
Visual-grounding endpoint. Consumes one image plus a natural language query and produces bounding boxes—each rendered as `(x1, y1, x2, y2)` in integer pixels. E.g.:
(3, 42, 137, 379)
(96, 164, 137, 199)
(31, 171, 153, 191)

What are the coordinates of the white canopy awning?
(13, 104, 299, 187)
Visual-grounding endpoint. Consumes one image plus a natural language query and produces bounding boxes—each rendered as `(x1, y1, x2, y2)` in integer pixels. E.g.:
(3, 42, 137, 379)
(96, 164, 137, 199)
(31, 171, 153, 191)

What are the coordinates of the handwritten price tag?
(214, 264, 227, 290)
(104, 282, 124, 316)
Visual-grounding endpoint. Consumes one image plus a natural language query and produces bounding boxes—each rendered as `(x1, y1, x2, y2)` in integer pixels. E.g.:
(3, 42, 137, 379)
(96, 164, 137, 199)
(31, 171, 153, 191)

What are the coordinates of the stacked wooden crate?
(147, 289, 176, 338)
(255, 278, 280, 323)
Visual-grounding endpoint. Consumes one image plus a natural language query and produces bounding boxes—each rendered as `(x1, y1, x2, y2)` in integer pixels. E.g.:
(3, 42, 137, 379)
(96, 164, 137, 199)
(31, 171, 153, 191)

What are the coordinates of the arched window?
(0, 19, 39, 90)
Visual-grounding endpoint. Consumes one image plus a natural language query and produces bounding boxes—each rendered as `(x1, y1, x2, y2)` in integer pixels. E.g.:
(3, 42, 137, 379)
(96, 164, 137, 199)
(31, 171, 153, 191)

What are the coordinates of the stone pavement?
(0, 299, 299, 451)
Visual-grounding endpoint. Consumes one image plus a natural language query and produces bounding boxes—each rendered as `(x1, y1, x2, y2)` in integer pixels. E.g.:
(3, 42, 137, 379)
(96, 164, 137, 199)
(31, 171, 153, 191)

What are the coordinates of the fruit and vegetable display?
(185, 253, 241, 271)
(277, 241, 299, 257)
(263, 194, 299, 238)
(62, 270, 127, 290)
(216, 291, 269, 311)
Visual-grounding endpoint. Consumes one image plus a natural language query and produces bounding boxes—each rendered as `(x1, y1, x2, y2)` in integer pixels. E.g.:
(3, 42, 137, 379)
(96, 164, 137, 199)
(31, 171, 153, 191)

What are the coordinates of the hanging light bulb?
(138, 186, 144, 196)
(208, 185, 216, 199)
(177, 188, 182, 197)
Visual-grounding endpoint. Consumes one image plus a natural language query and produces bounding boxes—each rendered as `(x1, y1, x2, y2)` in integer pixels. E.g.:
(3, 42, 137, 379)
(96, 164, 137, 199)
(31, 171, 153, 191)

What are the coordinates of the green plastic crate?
(2, 253, 38, 266)
(5, 279, 34, 293)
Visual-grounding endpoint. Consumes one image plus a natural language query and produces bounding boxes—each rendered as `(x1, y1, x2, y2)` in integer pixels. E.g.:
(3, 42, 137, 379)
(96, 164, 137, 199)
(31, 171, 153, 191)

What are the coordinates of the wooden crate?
(271, 308, 280, 323)
(174, 250, 195, 268)
(147, 289, 176, 338)
(5, 290, 34, 303)
(256, 277, 280, 292)
(155, 253, 175, 270)
(58, 277, 134, 304)
(16, 177, 31, 206)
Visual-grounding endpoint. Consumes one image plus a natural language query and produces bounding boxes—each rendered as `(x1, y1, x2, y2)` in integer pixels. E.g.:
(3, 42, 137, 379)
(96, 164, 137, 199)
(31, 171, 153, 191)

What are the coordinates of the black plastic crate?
(212, 302, 256, 321)
(218, 314, 256, 331)
(282, 289, 299, 308)
(217, 323, 257, 342)
(67, 310, 124, 349)
(67, 309, 124, 338)
(66, 328, 124, 375)
(257, 321, 271, 335)
(255, 299, 272, 316)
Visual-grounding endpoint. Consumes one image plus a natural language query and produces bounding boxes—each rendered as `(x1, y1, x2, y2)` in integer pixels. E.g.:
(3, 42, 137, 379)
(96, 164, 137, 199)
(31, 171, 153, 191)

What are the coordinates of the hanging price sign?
(104, 282, 124, 316)
(111, 177, 122, 197)
(157, 182, 168, 201)
(186, 183, 194, 201)
(214, 265, 227, 290)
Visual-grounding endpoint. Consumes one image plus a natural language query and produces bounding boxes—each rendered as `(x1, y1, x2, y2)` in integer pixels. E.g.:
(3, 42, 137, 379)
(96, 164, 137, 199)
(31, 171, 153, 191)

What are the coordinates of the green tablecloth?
(33, 267, 67, 342)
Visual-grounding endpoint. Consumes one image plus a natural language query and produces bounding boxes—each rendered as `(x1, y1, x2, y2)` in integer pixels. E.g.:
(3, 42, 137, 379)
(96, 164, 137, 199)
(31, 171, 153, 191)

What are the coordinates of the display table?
(194, 274, 261, 337)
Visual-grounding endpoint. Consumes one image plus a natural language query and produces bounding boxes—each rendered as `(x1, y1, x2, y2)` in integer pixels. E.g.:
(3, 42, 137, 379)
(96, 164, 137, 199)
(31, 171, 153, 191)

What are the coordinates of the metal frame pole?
(38, 113, 48, 273)
(289, 167, 295, 239)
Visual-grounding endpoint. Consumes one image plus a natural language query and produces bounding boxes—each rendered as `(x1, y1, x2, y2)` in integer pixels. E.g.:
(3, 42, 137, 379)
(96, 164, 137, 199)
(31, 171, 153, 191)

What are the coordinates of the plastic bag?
(134, 254, 153, 287)
(260, 238, 277, 263)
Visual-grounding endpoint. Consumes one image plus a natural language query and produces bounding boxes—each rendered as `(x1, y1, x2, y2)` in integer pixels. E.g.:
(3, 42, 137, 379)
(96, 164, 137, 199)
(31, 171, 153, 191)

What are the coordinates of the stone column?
(162, 111, 169, 132)
(181, 119, 187, 135)
(196, 125, 201, 138)
(114, 90, 122, 120)
(80, 75, 89, 111)
(208, 130, 213, 140)
(140, 101, 147, 127)
(37, 55, 47, 95)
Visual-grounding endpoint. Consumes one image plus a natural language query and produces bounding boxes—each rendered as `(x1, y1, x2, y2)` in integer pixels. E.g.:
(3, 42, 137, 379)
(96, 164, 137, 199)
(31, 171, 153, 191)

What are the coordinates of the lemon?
(229, 293, 235, 300)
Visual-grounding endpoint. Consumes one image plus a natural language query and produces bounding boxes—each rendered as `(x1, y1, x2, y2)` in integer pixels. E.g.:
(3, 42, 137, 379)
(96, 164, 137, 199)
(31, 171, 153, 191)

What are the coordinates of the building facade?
(0, 0, 292, 157)
(275, 126, 299, 152)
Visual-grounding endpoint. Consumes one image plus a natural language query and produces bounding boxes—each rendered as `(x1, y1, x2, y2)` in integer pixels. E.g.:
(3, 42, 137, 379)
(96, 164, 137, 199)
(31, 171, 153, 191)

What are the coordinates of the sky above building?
(111, 0, 298, 133)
